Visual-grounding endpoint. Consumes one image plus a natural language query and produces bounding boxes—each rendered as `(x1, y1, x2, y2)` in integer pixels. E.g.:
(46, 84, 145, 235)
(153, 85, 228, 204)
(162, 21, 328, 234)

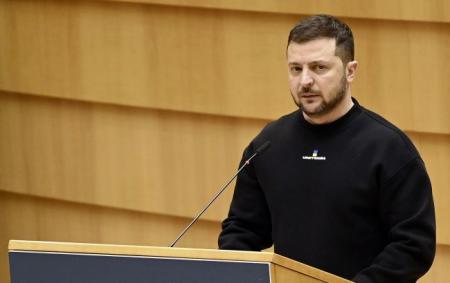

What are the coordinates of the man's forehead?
(287, 38, 338, 63)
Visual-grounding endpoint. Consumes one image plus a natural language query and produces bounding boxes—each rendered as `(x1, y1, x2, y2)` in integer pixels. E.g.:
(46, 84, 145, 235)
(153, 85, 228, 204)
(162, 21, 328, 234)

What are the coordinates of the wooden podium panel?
(8, 240, 351, 283)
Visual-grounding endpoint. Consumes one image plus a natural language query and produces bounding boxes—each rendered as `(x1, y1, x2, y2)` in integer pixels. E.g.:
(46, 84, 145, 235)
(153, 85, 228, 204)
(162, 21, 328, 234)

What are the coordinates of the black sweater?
(219, 100, 435, 282)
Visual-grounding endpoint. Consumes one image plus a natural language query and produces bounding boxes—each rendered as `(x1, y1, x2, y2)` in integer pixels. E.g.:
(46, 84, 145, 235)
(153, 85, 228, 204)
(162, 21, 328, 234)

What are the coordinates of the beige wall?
(1, 0, 449, 282)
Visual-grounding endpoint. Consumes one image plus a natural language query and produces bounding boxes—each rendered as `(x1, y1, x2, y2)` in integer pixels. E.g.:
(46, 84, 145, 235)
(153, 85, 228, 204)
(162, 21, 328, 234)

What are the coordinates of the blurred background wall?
(1, 0, 449, 282)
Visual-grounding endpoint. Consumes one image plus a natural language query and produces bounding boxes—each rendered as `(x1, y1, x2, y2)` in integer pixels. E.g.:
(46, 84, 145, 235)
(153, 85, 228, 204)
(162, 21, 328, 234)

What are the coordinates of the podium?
(9, 240, 351, 283)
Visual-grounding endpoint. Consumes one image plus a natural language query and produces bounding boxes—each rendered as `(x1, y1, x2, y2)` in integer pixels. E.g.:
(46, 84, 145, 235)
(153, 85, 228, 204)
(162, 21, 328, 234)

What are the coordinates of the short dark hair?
(287, 15, 354, 64)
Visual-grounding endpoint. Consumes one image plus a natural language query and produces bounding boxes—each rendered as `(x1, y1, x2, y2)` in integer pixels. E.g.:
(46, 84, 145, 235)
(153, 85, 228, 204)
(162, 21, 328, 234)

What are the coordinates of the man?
(218, 15, 435, 282)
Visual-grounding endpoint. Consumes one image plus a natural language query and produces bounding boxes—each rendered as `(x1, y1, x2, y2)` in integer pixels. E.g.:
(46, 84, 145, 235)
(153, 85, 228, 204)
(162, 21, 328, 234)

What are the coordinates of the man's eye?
(291, 67, 302, 73)
(315, 65, 327, 71)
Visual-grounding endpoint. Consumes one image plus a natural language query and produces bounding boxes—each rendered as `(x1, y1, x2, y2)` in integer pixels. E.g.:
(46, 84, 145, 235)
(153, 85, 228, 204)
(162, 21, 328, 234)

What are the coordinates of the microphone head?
(255, 141, 271, 154)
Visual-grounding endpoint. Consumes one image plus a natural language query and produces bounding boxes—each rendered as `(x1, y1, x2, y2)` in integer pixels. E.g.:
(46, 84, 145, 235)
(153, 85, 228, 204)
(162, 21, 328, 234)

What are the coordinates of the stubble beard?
(293, 74, 348, 117)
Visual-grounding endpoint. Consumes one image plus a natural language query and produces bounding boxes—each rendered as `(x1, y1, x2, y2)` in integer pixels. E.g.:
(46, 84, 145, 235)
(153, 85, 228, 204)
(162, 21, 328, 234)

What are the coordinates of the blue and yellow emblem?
(302, 149, 326, 161)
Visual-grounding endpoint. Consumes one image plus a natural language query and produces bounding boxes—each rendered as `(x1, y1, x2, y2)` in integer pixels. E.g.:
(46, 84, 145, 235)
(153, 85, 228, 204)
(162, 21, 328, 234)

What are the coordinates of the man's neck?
(303, 94, 354, 125)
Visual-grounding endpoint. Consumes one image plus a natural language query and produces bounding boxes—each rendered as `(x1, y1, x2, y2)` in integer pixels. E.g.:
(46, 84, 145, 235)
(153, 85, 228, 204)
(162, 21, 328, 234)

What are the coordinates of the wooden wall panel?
(0, 191, 222, 283)
(110, 0, 450, 23)
(1, 91, 449, 244)
(419, 244, 450, 283)
(0, 91, 265, 220)
(408, 23, 450, 133)
(0, 0, 293, 119)
(1, 0, 449, 133)
(353, 20, 450, 133)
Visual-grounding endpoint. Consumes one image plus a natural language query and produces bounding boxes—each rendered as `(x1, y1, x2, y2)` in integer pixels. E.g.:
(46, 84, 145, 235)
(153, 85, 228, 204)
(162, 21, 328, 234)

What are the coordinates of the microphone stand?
(169, 141, 270, 247)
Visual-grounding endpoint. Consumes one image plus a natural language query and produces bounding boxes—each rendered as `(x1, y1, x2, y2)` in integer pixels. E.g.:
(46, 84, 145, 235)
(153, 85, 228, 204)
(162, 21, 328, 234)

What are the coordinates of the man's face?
(287, 38, 349, 118)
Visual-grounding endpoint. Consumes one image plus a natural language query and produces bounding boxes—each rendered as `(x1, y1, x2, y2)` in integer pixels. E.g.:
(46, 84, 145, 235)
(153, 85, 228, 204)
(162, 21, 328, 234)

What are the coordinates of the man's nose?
(300, 69, 313, 87)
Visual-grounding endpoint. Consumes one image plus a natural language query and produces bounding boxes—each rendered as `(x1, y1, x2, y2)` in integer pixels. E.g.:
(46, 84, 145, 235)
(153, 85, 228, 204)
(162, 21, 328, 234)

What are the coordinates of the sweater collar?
(297, 97, 362, 133)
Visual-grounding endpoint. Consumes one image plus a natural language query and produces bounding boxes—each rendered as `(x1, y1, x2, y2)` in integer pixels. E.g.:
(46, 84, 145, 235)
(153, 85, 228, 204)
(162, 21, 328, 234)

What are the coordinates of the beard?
(293, 74, 348, 117)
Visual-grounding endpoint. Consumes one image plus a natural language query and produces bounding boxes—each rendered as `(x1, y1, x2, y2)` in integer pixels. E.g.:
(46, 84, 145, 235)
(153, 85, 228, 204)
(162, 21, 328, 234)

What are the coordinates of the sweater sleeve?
(353, 158, 436, 283)
(218, 145, 273, 251)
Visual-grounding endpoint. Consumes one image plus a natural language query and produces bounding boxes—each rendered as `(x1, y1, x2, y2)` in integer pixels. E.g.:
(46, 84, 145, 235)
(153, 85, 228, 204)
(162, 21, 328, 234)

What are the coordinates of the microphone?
(169, 141, 271, 247)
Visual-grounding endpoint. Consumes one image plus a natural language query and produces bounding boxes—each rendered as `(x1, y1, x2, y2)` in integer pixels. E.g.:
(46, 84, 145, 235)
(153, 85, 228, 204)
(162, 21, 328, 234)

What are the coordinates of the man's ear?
(346, 61, 358, 82)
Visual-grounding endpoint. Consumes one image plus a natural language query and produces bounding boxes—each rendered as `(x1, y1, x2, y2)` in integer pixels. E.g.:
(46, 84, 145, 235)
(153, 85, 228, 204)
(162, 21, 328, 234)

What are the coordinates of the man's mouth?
(301, 92, 320, 98)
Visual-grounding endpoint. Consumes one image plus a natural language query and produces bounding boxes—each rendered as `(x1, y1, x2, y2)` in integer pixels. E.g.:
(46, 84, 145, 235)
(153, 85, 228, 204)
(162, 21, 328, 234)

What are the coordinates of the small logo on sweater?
(302, 149, 326, 161)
